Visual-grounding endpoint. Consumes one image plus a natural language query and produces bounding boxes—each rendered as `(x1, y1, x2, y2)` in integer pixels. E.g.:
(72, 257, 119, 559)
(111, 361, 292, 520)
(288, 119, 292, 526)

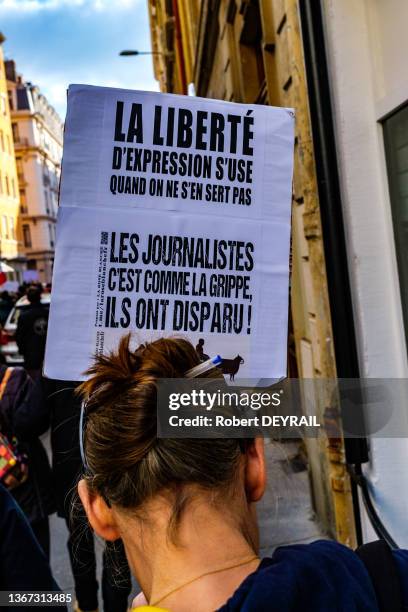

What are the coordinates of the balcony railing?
(13, 136, 30, 147)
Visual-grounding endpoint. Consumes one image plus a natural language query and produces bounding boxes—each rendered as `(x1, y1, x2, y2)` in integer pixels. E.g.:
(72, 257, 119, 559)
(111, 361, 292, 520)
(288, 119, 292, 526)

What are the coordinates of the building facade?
(6, 60, 63, 284)
(149, 0, 408, 548)
(0, 35, 25, 283)
(148, 0, 356, 545)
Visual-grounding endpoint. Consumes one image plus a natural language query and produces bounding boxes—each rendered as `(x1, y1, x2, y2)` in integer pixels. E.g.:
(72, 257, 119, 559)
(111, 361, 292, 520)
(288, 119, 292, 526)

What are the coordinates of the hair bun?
(80, 333, 142, 405)
(77, 335, 241, 516)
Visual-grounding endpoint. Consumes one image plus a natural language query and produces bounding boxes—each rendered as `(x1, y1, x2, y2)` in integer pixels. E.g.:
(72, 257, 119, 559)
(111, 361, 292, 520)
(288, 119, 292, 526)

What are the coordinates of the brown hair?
(78, 335, 245, 527)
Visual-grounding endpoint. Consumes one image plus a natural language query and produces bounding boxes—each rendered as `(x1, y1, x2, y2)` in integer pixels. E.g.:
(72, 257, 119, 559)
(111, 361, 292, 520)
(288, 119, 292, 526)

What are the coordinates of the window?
(6, 135, 11, 154)
(48, 223, 54, 247)
(7, 90, 13, 111)
(53, 192, 57, 214)
(12, 123, 19, 142)
(0, 171, 2, 195)
(9, 217, 15, 240)
(2, 215, 8, 239)
(5, 175, 10, 196)
(0, 130, 4, 152)
(16, 158, 23, 181)
(238, 0, 266, 104)
(0, 95, 6, 116)
(11, 178, 16, 198)
(44, 189, 50, 214)
(384, 104, 408, 349)
(22, 224, 32, 248)
(20, 188, 27, 213)
(43, 165, 50, 186)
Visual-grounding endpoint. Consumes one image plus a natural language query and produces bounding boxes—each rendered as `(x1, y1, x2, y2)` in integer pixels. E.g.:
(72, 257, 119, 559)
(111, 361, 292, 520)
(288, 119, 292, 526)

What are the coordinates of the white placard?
(45, 85, 294, 381)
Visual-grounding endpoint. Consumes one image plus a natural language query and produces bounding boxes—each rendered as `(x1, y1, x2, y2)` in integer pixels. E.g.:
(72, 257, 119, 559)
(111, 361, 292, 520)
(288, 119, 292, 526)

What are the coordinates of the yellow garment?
(131, 607, 169, 611)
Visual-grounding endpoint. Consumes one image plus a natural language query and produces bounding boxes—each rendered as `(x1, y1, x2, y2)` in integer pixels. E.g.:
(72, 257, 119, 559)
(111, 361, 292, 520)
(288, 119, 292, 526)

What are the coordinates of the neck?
(117, 498, 259, 612)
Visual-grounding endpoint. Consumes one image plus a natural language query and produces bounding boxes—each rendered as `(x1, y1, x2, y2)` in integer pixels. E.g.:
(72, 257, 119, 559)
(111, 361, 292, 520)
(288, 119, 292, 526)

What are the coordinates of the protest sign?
(44, 85, 294, 381)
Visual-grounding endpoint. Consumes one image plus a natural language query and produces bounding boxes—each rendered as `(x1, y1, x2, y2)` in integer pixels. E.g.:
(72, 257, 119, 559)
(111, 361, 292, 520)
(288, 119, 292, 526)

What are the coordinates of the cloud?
(0, 0, 141, 11)
(44, 81, 68, 108)
(18, 68, 159, 120)
(0, 0, 157, 118)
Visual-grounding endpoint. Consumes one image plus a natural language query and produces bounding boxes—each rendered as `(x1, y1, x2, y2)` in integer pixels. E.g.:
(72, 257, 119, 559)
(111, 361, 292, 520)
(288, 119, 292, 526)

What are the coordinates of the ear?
(244, 438, 266, 502)
(78, 479, 120, 542)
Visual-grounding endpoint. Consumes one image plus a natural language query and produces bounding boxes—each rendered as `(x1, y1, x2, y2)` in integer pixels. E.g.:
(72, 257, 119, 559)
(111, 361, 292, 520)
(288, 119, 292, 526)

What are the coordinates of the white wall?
(322, 0, 408, 546)
(369, 0, 408, 118)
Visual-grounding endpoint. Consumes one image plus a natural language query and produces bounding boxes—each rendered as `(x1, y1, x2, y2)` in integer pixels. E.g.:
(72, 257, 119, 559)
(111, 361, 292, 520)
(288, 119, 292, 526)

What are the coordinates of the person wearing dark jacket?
(46, 379, 131, 612)
(15, 285, 49, 376)
(0, 290, 14, 325)
(0, 364, 55, 559)
(217, 539, 408, 611)
(0, 484, 67, 612)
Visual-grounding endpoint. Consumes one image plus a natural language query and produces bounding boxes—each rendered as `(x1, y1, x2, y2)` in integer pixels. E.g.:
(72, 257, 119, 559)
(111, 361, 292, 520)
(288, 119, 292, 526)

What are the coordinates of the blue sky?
(0, 0, 159, 120)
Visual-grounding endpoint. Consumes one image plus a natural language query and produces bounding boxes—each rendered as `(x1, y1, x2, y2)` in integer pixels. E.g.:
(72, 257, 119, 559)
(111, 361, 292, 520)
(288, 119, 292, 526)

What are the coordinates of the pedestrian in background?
(47, 380, 132, 612)
(0, 290, 14, 326)
(15, 285, 49, 379)
(0, 483, 67, 612)
(0, 358, 55, 559)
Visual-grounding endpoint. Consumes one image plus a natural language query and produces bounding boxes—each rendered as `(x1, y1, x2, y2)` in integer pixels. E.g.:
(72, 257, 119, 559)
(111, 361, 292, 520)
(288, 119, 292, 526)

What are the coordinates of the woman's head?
(77, 334, 266, 554)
